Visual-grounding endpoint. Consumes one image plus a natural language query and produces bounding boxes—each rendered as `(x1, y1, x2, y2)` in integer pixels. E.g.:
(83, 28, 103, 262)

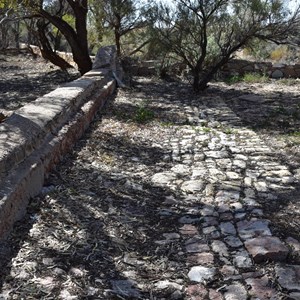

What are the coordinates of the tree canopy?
(152, 0, 300, 91)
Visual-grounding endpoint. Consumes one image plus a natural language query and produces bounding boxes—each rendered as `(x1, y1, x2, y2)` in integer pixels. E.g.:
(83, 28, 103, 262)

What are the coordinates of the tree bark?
(37, 21, 73, 70)
(39, 0, 92, 75)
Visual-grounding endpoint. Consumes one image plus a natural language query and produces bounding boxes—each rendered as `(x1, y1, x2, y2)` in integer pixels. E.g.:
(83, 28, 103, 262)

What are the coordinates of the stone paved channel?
(1, 78, 300, 299)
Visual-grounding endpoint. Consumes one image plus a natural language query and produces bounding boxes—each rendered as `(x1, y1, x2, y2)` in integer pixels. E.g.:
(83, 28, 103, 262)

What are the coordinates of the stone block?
(244, 236, 289, 262)
(275, 265, 300, 292)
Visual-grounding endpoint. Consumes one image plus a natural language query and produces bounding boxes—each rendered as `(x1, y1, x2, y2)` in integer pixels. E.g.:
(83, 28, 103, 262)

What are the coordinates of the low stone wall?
(0, 63, 117, 239)
(129, 58, 300, 79)
(222, 59, 300, 79)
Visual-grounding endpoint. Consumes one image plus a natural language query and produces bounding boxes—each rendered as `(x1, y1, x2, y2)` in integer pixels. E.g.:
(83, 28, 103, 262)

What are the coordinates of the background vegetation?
(1, 0, 300, 90)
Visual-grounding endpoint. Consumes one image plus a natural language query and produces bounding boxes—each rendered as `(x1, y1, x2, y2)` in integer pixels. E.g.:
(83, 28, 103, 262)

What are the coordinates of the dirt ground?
(1, 51, 300, 299)
(0, 49, 79, 116)
(1, 51, 300, 242)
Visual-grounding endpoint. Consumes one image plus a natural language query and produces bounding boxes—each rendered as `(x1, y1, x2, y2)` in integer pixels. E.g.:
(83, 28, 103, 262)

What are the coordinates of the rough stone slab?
(220, 222, 237, 236)
(224, 283, 247, 300)
(275, 265, 300, 292)
(237, 219, 271, 240)
(181, 180, 204, 193)
(186, 284, 208, 299)
(188, 266, 217, 283)
(245, 236, 289, 263)
(246, 276, 277, 299)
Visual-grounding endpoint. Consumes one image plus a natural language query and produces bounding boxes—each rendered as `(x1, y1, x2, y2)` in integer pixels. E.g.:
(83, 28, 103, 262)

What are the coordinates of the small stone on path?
(188, 266, 217, 283)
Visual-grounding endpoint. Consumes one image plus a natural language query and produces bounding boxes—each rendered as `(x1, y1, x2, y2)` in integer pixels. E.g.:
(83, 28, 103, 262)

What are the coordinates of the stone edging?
(0, 68, 116, 239)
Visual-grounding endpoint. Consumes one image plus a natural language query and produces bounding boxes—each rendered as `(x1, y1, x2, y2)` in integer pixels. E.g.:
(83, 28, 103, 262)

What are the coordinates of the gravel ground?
(0, 50, 79, 115)
(1, 53, 300, 299)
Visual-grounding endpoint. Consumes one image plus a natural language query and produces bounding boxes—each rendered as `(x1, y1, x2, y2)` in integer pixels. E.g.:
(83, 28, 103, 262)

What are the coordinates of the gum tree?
(21, 0, 92, 74)
(99, 0, 151, 56)
(153, 0, 300, 91)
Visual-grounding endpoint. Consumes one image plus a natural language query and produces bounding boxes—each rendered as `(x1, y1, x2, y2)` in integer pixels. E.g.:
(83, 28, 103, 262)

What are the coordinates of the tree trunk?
(115, 29, 121, 57)
(37, 21, 73, 70)
(39, 0, 92, 75)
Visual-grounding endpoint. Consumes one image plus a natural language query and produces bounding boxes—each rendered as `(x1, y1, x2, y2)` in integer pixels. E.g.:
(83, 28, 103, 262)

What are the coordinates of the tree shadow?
(0, 69, 79, 110)
(1, 77, 300, 299)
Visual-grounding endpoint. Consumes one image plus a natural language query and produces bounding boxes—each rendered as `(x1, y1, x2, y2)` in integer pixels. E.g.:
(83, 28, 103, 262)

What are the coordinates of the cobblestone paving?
(1, 78, 300, 299)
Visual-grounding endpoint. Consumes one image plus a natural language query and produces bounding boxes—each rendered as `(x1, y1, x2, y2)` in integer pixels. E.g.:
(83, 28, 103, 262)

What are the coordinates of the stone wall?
(0, 49, 118, 239)
(222, 59, 300, 79)
(128, 58, 300, 79)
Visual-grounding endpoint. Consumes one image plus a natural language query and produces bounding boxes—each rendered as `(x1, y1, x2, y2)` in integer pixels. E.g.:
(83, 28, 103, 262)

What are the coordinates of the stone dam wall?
(131, 59, 300, 79)
(0, 47, 118, 239)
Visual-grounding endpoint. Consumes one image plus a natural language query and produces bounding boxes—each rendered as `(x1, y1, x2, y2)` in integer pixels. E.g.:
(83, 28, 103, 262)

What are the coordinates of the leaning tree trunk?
(37, 21, 73, 70)
(39, 0, 92, 75)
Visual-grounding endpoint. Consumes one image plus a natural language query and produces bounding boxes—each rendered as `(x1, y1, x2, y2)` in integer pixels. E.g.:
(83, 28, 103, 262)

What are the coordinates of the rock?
(171, 164, 190, 175)
(163, 233, 180, 240)
(224, 283, 248, 300)
(188, 266, 217, 283)
(93, 45, 117, 69)
(271, 69, 284, 79)
(181, 180, 204, 193)
(211, 240, 229, 257)
(185, 239, 210, 253)
(179, 215, 201, 224)
(245, 276, 277, 299)
(224, 236, 243, 248)
(110, 279, 141, 298)
(154, 280, 183, 291)
(186, 284, 208, 298)
(237, 219, 271, 240)
(286, 237, 300, 252)
(187, 253, 214, 265)
(245, 236, 289, 263)
(232, 250, 253, 268)
(275, 265, 300, 292)
(179, 224, 199, 236)
(220, 222, 237, 236)
(151, 172, 176, 185)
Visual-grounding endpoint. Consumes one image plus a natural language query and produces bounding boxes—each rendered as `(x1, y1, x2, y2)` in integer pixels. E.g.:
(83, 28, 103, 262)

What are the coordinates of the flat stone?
(185, 241, 210, 253)
(188, 266, 217, 283)
(163, 233, 180, 240)
(224, 236, 243, 248)
(179, 224, 199, 236)
(211, 240, 229, 257)
(181, 180, 204, 193)
(154, 280, 183, 291)
(191, 168, 207, 178)
(226, 172, 240, 180)
(111, 279, 141, 298)
(271, 69, 284, 79)
(224, 283, 247, 300)
(275, 265, 300, 292)
(187, 253, 214, 265)
(186, 284, 208, 298)
(171, 164, 190, 175)
(237, 219, 271, 240)
(233, 250, 253, 268)
(151, 172, 176, 185)
(246, 276, 277, 299)
(245, 236, 289, 263)
(209, 289, 223, 300)
(286, 237, 300, 252)
(239, 94, 265, 103)
(220, 222, 237, 236)
(179, 216, 201, 224)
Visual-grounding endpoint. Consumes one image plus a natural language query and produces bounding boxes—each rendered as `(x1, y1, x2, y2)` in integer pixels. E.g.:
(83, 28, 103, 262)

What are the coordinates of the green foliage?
(242, 72, 269, 83)
(270, 45, 288, 61)
(151, 0, 300, 91)
(225, 75, 243, 85)
(133, 105, 155, 124)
